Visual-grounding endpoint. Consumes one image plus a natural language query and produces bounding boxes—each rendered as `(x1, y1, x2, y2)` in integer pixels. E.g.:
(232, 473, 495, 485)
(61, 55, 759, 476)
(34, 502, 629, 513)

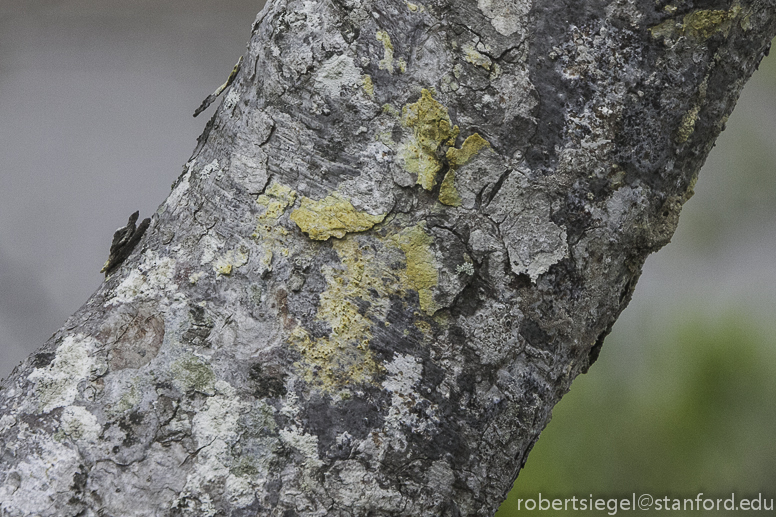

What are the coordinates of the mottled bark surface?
(1, 0, 774, 515)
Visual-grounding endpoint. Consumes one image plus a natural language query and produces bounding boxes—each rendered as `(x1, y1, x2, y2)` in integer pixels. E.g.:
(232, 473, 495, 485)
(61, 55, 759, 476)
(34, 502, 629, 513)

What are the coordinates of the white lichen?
(314, 54, 363, 97)
(26, 334, 101, 413)
(477, 0, 530, 37)
(111, 251, 177, 304)
(279, 425, 324, 468)
(59, 405, 101, 443)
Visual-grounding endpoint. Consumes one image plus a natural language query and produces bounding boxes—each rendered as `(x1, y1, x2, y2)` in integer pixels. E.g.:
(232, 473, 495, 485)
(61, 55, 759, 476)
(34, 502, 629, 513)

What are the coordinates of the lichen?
(279, 426, 324, 468)
(290, 193, 386, 240)
(376, 30, 395, 73)
(363, 74, 375, 97)
(684, 8, 741, 40)
(314, 54, 363, 97)
(400, 89, 460, 190)
(252, 182, 296, 271)
(289, 237, 386, 390)
(171, 355, 217, 395)
(58, 406, 101, 443)
(27, 335, 101, 413)
(213, 248, 250, 276)
(256, 182, 297, 220)
(649, 6, 742, 42)
(456, 262, 475, 276)
(438, 170, 462, 206)
(676, 104, 700, 143)
(462, 43, 492, 70)
(446, 133, 490, 168)
(477, 0, 529, 37)
(439, 134, 490, 206)
(390, 223, 439, 314)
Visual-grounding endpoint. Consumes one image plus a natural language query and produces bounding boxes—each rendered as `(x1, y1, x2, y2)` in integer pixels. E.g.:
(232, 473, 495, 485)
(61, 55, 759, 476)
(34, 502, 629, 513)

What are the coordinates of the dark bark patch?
(249, 363, 287, 399)
(109, 312, 165, 371)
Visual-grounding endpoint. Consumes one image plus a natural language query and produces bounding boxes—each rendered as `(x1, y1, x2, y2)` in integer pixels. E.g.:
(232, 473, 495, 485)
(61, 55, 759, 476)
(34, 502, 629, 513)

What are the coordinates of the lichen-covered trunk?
(1, 0, 774, 515)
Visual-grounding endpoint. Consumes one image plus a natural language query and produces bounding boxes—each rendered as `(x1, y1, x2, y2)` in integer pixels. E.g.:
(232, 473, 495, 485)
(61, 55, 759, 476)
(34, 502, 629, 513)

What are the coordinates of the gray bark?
(1, 0, 774, 515)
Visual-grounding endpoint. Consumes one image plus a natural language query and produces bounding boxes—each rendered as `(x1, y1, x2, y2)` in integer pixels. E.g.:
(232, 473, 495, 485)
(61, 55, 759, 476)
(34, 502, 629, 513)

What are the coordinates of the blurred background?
(0, 2, 773, 514)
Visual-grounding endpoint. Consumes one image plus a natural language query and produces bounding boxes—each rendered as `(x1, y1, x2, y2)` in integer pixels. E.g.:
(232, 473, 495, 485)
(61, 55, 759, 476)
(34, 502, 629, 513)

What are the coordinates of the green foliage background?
(497, 46, 776, 516)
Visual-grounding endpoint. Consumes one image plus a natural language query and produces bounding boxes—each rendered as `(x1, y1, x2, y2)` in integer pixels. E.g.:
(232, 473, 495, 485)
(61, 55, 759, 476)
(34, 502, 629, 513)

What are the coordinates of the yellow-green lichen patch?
(363, 74, 375, 97)
(446, 133, 490, 169)
(390, 223, 439, 314)
(290, 193, 386, 240)
(650, 6, 742, 42)
(400, 89, 460, 190)
(213, 248, 250, 276)
(438, 134, 490, 207)
(289, 237, 389, 390)
(252, 182, 296, 272)
(256, 182, 297, 220)
(676, 104, 700, 143)
(462, 43, 492, 70)
(376, 30, 395, 73)
(172, 355, 216, 395)
(683, 8, 741, 40)
(438, 170, 462, 207)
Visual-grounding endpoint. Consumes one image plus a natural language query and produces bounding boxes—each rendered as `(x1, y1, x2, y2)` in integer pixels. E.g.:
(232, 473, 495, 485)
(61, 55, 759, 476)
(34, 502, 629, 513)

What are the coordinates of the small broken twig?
(193, 56, 243, 117)
(100, 211, 150, 276)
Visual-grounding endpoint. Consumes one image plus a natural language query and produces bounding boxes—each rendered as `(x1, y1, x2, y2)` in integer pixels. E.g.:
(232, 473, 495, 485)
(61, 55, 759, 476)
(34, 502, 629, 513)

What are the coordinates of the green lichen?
(650, 5, 742, 42)
(400, 89, 460, 190)
(289, 238, 386, 390)
(390, 223, 439, 314)
(172, 355, 216, 395)
(676, 104, 700, 143)
(214, 248, 250, 276)
(439, 133, 490, 206)
(462, 43, 492, 70)
(363, 74, 375, 97)
(446, 133, 490, 169)
(684, 8, 740, 39)
(376, 30, 395, 73)
(382, 103, 400, 116)
(256, 182, 297, 220)
(252, 182, 296, 270)
(438, 171, 462, 207)
(290, 193, 386, 240)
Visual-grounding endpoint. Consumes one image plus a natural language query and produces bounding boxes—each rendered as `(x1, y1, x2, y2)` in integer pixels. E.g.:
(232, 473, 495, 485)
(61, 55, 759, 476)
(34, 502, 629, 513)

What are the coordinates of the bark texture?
(1, 0, 774, 515)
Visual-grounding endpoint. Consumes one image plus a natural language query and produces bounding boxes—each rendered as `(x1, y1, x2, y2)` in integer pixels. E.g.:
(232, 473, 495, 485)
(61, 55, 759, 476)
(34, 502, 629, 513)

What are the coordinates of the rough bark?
(1, 0, 774, 515)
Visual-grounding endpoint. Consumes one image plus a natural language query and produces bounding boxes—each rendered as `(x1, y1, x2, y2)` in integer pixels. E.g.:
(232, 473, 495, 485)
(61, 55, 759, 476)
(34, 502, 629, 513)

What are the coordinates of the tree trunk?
(1, 1, 774, 515)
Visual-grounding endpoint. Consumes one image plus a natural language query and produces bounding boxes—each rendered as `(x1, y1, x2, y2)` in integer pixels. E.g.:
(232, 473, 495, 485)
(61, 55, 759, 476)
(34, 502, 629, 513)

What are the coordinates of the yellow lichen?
(400, 89, 460, 190)
(289, 237, 390, 390)
(684, 8, 740, 40)
(213, 248, 249, 276)
(252, 182, 296, 271)
(376, 30, 395, 73)
(438, 170, 462, 207)
(462, 43, 492, 70)
(290, 193, 386, 240)
(363, 74, 375, 97)
(676, 104, 700, 143)
(446, 133, 490, 169)
(390, 223, 439, 314)
(649, 5, 742, 42)
(256, 182, 297, 221)
(438, 134, 490, 206)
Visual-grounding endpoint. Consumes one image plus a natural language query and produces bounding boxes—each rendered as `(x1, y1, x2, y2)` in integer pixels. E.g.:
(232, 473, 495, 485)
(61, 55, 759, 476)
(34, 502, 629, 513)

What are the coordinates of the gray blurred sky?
(1, 2, 775, 379)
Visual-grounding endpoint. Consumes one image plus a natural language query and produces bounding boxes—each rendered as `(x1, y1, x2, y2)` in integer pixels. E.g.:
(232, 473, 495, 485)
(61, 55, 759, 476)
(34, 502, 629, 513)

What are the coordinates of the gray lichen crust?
(1, 0, 775, 516)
